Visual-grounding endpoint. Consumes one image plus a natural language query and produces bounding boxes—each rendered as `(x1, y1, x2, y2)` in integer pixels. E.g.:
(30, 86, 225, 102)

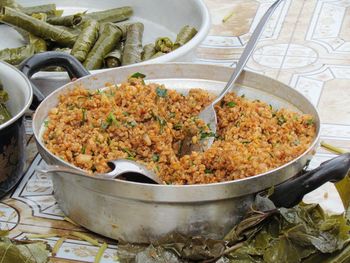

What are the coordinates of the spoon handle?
(212, 0, 284, 105)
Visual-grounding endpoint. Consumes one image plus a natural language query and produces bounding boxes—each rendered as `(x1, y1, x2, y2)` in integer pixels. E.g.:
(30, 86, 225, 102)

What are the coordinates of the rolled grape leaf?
(52, 47, 71, 54)
(174, 25, 198, 49)
(122, 22, 144, 66)
(155, 37, 173, 53)
(47, 12, 84, 27)
(0, 0, 21, 9)
(83, 23, 122, 70)
(151, 51, 165, 59)
(29, 34, 47, 53)
(114, 23, 131, 40)
(142, 43, 156, 61)
(48, 6, 133, 27)
(55, 25, 81, 36)
(29, 13, 48, 53)
(0, 7, 77, 47)
(87, 6, 133, 23)
(71, 19, 99, 62)
(0, 45, 34, 65)
(104, 44, 123, 68)
(21, 4, 57, 16)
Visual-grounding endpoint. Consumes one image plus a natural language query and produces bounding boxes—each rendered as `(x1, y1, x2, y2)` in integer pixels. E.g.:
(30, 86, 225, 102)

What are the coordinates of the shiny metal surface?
(0, 62, 33, 130)
(38, 159, 161, 184)
(181, 0, 284, 155)
(0, 62, 33, 197)
(32, 63, 320, 243)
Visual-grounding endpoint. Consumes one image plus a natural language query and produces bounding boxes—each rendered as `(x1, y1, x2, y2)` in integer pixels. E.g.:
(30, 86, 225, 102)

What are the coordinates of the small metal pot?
(20, 52, 350, 243)
(0, 62, 32, 197)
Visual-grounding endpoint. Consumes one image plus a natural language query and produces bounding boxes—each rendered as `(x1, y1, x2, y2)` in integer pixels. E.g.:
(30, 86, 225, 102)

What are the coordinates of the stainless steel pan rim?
(32, 62, 321, 202)
(0, 62, 33, 130)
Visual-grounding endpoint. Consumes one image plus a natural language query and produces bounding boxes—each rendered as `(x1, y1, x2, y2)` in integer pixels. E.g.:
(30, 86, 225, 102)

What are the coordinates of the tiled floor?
(1, 0, 350, 262)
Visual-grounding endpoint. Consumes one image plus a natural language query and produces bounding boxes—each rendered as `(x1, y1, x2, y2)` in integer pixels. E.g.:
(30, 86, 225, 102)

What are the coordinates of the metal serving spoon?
(180, 0, 285, 156)
(36, 159, 162, 184)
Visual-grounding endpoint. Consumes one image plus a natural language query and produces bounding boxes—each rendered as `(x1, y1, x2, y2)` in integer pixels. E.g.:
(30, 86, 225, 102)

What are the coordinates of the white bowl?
(1, 0, 210, 93)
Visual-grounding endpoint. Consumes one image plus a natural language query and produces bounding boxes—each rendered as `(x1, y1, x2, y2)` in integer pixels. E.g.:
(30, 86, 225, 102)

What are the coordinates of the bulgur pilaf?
(43, 77, 316, 185)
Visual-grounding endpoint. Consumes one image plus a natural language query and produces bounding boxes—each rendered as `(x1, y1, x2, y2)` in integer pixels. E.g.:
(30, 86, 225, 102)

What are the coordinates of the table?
(2, 0, 350, 262)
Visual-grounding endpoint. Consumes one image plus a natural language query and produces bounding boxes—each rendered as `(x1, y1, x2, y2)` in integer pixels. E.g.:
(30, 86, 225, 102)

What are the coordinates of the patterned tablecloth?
(1, 0, 350, 262)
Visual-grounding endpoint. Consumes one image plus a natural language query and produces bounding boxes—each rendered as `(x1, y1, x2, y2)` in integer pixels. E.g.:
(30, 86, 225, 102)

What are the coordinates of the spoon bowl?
(37, 159, 162, 184)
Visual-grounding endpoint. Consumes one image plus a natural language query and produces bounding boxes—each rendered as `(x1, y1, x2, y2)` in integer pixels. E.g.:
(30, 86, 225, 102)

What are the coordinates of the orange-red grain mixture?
(43, 78, 316, 185)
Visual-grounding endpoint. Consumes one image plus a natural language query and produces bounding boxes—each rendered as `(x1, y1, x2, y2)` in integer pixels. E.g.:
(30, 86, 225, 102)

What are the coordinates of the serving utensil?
(180, 0, 284, 156)
(36, 159, 162, 184)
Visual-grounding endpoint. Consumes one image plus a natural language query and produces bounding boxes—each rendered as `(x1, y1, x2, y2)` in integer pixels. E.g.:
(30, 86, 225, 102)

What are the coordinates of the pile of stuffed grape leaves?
(0, 0, 198, 69)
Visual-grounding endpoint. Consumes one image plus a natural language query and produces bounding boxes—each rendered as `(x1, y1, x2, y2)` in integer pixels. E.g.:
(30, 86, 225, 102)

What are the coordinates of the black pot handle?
(18, 52, 90, 109)
(269, 153, 350, 208)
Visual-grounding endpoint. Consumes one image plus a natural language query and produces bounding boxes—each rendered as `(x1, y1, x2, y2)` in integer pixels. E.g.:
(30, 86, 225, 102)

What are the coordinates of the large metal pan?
(0, 62, 32, 198)
(20, 52, 350, 243)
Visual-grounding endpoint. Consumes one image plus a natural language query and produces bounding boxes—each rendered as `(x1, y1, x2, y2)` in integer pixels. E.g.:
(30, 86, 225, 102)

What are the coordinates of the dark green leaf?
(152, 154, 160, 162)
(156, 87, 168, 98)
(127, 121, 137, 127)
(135, 245, 183, 263)
(106, 112, 119, 126)
(154, 233, 226, 261)
(0, 238, 50, 263)
(130, 72, 146, 79)
(174, 123, 182, 130)
(277, 115, 286, 125)
(263, 236, 311, 263)
(306, 118, 315, 126)
(227, 101, 237, 108)
(200, 131, 216, 140)
(122, 148, 135, 158)
(205, 169, 213, 174)
(82, 108, 87, 123)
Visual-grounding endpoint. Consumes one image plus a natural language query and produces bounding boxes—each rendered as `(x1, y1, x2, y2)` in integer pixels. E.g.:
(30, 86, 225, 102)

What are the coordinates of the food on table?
(155, 37, 173, 53)
(42, 77, 316, 185)
(141, 43, 156, 61)
(83, 23, 122, 70)
(0, 81, 11, 125)
(21, 4, 58, 16)
(47, 6, 133, 26)
(0, 1, 198, 69)
(0, 0, 20, 9)
(29, 13, 48, 53)
(83, 6, 133, 24)
(0, 0, 59, 16)
(151, 51, 166, 59)
(46, 12, 83, 27)
(121, 22, 144, 66)
(104, 48, 122, 68)
(71, 19, 99, 62)
(174, 25, 198, 49)
(0, 45, 34, 65)
(117, 196, 350, 262)
(0, 7, 77, 47)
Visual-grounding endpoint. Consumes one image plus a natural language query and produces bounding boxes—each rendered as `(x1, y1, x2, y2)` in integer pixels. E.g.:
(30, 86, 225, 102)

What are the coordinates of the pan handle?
(18, 52, 90, 109)
(269, 153, 350, 208)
